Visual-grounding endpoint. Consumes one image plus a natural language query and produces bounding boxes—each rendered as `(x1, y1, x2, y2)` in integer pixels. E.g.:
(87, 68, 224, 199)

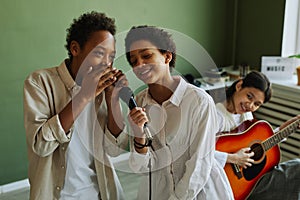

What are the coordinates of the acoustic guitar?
(216, 119, 300, 200)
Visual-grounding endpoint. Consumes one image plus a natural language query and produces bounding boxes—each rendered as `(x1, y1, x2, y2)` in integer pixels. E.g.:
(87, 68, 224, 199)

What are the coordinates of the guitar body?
(216, 120, 281, 200)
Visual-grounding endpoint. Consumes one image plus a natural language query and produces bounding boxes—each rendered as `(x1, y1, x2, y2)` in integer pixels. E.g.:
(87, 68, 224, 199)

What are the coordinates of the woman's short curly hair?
(125, 25, 176, 68)
(65, 11, 116, 59)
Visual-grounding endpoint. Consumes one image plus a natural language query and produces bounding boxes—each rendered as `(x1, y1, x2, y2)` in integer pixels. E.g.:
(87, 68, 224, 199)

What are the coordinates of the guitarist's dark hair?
(226, 71, 272, 103)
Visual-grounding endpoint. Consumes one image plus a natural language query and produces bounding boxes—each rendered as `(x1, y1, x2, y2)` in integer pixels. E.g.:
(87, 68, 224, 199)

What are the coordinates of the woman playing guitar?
(215, 70, 300, 200)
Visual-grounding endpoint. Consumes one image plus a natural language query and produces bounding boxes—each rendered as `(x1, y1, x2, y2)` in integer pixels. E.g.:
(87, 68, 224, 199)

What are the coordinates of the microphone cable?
(148, 152, 152, 200)
(119, 87, 154, 200)
(148, 142, 155, 200)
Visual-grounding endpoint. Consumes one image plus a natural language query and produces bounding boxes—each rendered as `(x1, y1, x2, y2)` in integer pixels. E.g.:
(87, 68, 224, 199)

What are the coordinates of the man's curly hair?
(65, 11, 116, 59)
(125, 25, 176, 68)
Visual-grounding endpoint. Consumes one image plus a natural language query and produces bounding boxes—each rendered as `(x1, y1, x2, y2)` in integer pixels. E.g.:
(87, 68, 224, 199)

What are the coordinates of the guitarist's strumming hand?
(227, 147, 255, 169)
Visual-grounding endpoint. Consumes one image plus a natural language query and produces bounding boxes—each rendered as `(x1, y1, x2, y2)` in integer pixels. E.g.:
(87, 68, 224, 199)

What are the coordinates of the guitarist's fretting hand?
(279, 115, 300, 130)
(227, 147, 255, 169)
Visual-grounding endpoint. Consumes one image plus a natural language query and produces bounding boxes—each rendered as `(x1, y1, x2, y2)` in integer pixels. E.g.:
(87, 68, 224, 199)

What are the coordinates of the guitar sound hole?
(243, 157, 267, 181)
(250, 143, 264, 161)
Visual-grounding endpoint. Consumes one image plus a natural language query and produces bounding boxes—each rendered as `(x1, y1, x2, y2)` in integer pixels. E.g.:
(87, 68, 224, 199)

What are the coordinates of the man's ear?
(164, 52, 173, 64)
(70, 41, 81, 56)
(235, 79, 243, 91)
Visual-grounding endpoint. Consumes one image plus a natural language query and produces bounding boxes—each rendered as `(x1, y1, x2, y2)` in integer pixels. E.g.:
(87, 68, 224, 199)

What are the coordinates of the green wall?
(233, 0, 285, 69)
(0, 0, 233, 185)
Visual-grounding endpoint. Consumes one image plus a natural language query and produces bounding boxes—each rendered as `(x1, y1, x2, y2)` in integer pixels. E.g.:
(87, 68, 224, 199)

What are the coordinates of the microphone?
(119, 87, 153, 141)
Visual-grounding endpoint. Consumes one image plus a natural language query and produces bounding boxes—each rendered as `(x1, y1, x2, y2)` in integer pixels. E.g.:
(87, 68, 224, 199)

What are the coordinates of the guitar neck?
(263, 119, 300, 151)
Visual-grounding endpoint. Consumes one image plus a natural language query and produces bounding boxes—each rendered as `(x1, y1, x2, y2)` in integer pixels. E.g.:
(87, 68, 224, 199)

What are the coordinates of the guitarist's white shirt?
(215, 103, 253, 167)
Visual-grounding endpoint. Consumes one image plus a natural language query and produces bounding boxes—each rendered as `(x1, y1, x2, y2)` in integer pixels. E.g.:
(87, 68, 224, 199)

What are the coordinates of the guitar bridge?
(231, 164, 243, 179)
